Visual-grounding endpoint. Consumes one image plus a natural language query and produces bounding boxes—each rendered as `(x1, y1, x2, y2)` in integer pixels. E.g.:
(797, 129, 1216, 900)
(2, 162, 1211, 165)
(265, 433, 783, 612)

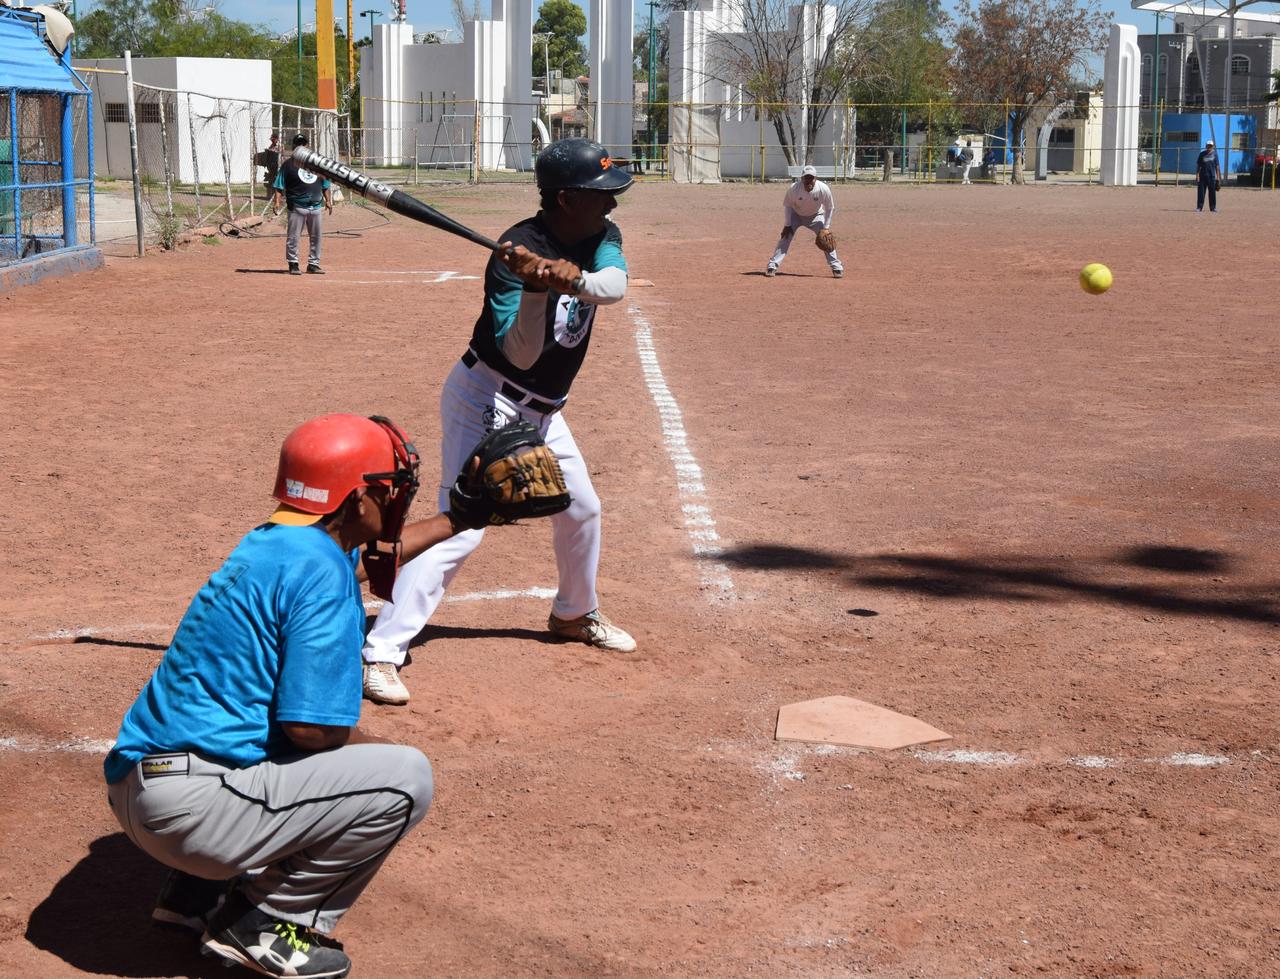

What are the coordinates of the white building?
(74, 57, 273, 184)
(359, 1, 635, 171)
(669, 1, 848, 182)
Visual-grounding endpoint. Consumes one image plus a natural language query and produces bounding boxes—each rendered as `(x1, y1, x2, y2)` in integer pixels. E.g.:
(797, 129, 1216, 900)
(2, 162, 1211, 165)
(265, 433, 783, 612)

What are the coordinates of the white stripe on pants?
(769, 214, 842, 271)
(106, 744, 433, 935)
(286, 207, 322, 266)
(362, 358, 602, 665)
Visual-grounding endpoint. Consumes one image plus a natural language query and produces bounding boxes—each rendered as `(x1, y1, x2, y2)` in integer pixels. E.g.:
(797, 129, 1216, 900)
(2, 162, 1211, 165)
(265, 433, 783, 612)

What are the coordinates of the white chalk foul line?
(0, 735, 116, 754)
(629, 304, 735, 600)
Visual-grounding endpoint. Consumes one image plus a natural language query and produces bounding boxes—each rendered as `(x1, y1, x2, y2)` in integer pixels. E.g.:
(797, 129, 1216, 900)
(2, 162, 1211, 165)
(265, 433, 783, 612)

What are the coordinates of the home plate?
(775, 696, 952, 750)
(631, 278, 655, 287)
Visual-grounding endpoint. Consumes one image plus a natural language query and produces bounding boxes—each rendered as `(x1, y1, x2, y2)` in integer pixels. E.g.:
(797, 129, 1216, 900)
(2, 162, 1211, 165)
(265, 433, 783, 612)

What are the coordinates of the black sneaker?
(201, 891, 351, 977)
(306, 264, 325, 275)
(288, 263, 301, 275)
(152, 869, 228, 934)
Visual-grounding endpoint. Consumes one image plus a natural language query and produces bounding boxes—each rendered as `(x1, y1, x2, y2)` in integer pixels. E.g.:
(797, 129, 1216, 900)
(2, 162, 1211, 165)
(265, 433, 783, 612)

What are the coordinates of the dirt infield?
(2, 180, 1278, 978)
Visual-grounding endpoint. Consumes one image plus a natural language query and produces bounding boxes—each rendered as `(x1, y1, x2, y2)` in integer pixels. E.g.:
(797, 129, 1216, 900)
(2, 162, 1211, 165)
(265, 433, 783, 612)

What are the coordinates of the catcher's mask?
(269, 413, 420, 600)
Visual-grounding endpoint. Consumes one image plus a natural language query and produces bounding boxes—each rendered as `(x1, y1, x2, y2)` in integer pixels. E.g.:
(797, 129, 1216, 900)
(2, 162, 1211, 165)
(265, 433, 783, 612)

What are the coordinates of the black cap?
(292, 133, 309, 148)
(535, 138, 633, 194)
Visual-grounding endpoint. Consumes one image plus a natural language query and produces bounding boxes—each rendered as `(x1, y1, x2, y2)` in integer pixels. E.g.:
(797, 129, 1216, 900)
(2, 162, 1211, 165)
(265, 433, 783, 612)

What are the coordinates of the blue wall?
(1159, 113, 1254, 175)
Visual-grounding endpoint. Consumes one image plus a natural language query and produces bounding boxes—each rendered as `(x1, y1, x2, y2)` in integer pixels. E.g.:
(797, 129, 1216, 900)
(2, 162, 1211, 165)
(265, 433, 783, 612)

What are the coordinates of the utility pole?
(648, 1, 657, 166)
(347, 0, 356, 94)
(297, 0, 304, 88)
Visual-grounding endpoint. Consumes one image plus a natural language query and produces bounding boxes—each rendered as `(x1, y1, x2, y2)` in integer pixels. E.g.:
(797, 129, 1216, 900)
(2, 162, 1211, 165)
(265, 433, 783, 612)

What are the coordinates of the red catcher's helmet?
(271, 413, 419, 519)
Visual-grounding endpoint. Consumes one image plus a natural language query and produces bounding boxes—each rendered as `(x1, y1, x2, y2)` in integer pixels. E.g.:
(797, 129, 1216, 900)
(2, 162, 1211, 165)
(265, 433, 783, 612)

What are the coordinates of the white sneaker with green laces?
(548, 609, 636, 653)
(362, 662, 410, 705)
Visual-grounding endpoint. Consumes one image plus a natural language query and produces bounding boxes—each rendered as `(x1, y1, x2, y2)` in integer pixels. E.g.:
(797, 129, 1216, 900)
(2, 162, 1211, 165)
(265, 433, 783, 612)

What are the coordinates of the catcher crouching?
(103, 413, 566, 978)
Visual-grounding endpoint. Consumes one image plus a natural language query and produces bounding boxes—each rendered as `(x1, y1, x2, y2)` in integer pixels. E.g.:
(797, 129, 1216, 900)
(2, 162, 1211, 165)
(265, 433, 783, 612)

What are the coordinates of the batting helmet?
(271, 413, 420, 524)
(535, 137, 633, 194)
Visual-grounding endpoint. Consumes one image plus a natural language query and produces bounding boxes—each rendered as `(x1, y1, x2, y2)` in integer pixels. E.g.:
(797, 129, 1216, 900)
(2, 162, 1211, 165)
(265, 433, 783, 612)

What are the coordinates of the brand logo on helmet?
(600, 157, 612, 170)
(285, 478, 330, 504)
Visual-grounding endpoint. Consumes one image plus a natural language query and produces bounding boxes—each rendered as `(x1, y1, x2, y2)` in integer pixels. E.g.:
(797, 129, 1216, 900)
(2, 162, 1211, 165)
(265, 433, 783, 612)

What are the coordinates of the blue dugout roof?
(0, 7, 83, 93)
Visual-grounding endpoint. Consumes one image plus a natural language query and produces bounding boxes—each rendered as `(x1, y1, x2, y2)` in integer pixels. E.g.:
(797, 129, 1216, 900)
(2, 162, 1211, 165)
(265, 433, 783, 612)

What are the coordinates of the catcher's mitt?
(815, 228, 837, 254)
(448, 420, 571, 530)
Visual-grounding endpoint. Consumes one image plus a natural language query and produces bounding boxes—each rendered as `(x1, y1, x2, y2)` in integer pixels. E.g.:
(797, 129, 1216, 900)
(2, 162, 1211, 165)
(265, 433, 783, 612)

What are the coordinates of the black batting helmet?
(535, 138, 633, 194)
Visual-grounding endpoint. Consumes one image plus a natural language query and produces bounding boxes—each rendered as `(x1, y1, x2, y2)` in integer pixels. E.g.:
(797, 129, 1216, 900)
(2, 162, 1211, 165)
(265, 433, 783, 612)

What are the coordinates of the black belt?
(460, 350, 565, 415)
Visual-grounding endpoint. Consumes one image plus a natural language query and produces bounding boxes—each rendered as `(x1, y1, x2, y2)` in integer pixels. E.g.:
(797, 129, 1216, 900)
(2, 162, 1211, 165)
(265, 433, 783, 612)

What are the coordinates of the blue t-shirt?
(104, 524, 364, 783)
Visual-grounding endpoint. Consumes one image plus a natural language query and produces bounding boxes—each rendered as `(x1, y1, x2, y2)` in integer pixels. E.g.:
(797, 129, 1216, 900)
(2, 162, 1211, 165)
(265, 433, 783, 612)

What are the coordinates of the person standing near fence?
(765, 165, 843, 279)
(961, 140, 976, 185)
(271, 133, 332, 275)
(1196, 139, 1222, 213)
(255, 132, 281, 201)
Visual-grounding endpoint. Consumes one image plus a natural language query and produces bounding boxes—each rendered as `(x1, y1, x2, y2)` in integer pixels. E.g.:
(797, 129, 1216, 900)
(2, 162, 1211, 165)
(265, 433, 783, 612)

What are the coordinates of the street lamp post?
(361, 8, 380, 43)
(534, 32, 552, 134)
(647, 1, 657, 167)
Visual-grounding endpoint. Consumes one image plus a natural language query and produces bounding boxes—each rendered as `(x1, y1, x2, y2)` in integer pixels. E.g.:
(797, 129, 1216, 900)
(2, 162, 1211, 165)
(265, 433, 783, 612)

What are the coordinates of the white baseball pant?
(362, 357, 602, 665)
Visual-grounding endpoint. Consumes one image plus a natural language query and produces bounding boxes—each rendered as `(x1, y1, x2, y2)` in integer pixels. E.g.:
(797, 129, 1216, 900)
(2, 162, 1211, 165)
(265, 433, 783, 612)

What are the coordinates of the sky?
(94, 0, 1164, 43)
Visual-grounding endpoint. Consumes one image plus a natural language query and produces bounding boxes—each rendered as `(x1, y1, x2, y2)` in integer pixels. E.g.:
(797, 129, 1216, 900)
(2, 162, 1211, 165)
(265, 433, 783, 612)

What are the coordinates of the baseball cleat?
(288, 263, 301, 275)
(832, 268, 843, 278)
(306, 264, 325, 275)
(202, 891, 351, 978)
(764, 265, 777, 277)
(363, 662, 410, 705)
(152, 870, 229, 934)
(548, 609, 636, 653)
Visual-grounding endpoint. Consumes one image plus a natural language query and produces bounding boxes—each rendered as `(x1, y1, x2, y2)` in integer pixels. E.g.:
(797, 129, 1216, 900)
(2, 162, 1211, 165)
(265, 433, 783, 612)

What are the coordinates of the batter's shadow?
(716, 543, 1280, 625)
(740, 270, 824, 277)
(363, 616, 561, 653)
(26, 833, 228, 977)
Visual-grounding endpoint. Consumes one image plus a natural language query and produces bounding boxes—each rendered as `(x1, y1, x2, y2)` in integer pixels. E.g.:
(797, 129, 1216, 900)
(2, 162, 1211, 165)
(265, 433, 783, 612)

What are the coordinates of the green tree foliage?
(952, 0, 1107, 183)
(534, 0, 588, 80)
(847, 0, 956, 150)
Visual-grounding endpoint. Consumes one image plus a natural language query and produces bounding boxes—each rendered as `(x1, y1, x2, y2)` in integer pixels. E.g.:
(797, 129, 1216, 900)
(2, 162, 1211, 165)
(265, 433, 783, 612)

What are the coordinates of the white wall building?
(74, 57, 272, 184)
(669, 1, 847, 182)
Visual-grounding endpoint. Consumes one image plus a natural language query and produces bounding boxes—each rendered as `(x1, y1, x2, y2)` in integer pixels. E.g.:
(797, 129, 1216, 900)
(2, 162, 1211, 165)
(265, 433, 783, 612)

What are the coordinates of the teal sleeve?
(488, 261, 526, 341)
(272, 172, 284, 191)
(592, 226, 627, 274)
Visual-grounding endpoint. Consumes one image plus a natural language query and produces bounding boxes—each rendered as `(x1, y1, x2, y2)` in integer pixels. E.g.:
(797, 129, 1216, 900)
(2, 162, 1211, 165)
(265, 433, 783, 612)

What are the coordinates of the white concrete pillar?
(589, 0, 635, 156)
(1101, 23, 1139, 186)
(494, 0, 533, 169)
(471, 18, 508, 170)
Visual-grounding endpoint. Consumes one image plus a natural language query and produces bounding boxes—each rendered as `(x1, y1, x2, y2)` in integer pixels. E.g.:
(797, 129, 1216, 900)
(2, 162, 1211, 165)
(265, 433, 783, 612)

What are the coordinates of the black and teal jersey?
(468, 215, 627, 402)
(273, 159, 329, 211)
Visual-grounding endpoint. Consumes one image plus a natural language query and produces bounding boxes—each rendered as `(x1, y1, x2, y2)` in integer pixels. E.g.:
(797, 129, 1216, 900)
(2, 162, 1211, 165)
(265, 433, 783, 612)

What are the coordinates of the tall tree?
(951, 0, 1107, 183)
(451, 0, 485, 32)
(534, 0, 588, 80)
(696, 0, 880, 166)
(847, 0, 954, 150)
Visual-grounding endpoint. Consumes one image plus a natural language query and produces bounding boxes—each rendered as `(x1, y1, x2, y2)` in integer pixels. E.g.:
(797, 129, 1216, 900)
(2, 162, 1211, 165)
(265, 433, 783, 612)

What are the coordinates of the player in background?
(361, 137, 637, 707)
(1196, 138, 1222, 213)
(272, 133, 333, 275)
(105, 414, 458, 978)
(765, 164, 843, 279)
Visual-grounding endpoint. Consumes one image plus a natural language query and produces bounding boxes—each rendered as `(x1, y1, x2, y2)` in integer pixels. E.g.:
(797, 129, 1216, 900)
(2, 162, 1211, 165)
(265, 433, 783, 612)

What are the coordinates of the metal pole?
(123, 50, 145, 256)
(297, 0, 304, 88)
(188, 92, 203, 223)
(217, 100, 233, 222)
(1150, 11, 1160, 134)
(60, 93, 77, 247)
(157, 95, 174, 222)
(347, 0, 356, 94)
(1225, 4, 1236, 181)
(648, 1, 657, 167)
(900, 107, 907, 175)
(87, 89, 96, 244)
(8, 90, 18, 259)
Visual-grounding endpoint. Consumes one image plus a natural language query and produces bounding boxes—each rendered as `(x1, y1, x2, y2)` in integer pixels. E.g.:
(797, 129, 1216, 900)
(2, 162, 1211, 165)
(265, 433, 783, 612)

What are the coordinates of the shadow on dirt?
(363, 616, 561, 652)
(717, 543, 1280, 625)
(26, 833, 224, 977)
(73, 636, 168, 652)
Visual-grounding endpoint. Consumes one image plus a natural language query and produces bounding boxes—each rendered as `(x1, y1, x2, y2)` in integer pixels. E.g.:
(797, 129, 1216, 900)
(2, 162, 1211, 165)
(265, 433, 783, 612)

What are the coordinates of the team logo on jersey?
(552, 295, 590, 348)
(298, 168, 318, 184)
(481, 405, 506, 433)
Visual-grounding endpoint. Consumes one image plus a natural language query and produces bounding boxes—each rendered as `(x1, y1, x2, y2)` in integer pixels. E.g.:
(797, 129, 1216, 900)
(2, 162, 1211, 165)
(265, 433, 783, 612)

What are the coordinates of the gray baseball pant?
(106, 743, 433, 934)
(769, 214, 842, 272)
(286, 207, 323, 266)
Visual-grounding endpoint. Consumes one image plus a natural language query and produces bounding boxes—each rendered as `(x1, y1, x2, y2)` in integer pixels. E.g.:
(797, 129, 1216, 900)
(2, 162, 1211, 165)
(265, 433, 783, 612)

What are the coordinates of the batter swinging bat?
(291, 145, 503, 251)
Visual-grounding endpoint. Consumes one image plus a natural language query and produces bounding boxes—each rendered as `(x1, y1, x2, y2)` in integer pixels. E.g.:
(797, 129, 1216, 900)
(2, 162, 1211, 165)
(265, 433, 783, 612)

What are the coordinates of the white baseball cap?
(1205, 139, 1215, 146)
(801, 165, 816, 176)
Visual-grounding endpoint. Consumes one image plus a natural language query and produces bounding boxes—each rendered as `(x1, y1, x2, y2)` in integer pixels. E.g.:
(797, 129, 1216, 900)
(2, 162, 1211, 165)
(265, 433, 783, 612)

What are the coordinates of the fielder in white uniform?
(765, 164, 843, 278)
(362, 138, 637, 706)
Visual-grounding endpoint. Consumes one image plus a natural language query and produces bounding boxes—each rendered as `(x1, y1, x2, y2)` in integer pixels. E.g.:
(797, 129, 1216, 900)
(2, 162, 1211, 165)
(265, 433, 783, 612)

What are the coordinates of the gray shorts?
(106, 743, 432, 934)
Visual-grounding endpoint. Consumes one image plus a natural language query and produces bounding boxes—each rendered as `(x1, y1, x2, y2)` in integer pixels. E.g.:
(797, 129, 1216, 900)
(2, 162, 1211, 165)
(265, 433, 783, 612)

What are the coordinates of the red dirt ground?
(2, 180, 1278, 978)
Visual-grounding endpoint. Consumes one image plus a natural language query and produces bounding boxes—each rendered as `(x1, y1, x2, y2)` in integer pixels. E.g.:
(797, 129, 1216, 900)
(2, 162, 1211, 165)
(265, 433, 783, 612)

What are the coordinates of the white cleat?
(548, 609, 637, 653)
(363, 662, 410, 705)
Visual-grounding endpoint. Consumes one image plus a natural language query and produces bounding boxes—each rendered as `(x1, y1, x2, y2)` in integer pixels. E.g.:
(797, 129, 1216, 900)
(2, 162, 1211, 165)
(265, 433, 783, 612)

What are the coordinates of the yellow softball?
(1079, 263, 1112, 295)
